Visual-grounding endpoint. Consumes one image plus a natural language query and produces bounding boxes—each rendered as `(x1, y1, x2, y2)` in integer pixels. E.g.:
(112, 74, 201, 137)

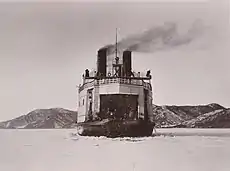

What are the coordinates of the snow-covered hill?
(182, 109, 230, 128)
(0, 108, 77, 129)
(152, 103, 229, 128)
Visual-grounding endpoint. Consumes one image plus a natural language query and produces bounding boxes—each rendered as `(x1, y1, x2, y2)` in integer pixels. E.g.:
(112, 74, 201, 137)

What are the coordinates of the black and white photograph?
(0, 0, 229, 171)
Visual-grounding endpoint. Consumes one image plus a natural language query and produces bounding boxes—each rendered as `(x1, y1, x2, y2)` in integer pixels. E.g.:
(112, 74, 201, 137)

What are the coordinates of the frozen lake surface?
(1, 129, 230, 171)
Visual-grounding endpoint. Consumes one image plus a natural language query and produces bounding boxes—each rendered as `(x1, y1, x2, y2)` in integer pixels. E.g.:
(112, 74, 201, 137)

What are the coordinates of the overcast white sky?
(0, 0, 229, 121)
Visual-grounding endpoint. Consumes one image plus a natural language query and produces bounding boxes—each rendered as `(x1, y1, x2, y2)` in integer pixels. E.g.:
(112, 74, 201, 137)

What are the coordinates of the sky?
(0, 0, 229, 121)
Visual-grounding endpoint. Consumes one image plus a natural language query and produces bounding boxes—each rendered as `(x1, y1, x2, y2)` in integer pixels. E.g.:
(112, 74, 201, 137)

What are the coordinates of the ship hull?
(76, 119, 155, 138)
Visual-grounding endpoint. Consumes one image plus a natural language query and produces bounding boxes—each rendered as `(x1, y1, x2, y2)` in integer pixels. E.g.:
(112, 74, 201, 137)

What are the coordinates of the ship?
(76, 30, 155, 138)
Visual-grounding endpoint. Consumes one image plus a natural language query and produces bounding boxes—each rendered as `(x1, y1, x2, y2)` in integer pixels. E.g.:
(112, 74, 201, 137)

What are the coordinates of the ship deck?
(79, 77, 152, 93)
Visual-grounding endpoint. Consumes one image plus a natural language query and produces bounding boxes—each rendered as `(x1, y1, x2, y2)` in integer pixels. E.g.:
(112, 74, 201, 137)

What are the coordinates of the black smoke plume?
(100, 19, 206, 55)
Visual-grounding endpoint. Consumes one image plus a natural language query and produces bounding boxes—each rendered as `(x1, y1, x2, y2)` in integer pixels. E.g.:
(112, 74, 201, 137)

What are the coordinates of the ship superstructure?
(76, 31, 154, 137)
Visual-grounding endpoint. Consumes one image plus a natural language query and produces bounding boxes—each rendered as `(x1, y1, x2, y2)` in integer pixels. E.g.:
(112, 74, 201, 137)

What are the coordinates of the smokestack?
(97, 48, 107, 77)
(122, 50, 132, 77)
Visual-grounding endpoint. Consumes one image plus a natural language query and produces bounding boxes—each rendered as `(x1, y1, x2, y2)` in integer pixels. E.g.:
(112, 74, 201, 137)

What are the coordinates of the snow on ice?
(1, 129, 230, 171)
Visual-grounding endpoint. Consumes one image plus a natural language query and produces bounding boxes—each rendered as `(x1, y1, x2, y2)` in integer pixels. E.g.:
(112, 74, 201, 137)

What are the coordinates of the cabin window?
(83, 99, 84, 105)
(79, 101, 80, 107)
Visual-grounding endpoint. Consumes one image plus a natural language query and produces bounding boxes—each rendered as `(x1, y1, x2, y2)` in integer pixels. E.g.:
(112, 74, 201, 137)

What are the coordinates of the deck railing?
(79, 78, 152, 92)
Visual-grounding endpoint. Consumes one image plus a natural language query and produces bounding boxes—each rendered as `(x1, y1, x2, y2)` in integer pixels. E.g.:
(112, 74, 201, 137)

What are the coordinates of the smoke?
(102, 19, 207, 54)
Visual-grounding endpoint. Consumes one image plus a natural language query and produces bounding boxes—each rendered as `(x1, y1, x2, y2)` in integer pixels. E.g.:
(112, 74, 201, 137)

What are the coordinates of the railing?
(79, 78, 152, 92)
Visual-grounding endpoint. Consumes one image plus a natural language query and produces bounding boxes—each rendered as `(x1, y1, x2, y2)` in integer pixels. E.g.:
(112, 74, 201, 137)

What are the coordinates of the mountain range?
(0, 103, 229, 129)
(153, 103, 230, 128)
(0, 108, 77, 129)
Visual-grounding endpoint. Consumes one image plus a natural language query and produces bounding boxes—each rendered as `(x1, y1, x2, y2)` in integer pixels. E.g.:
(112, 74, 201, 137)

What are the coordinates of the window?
(83, 99, 84, 105)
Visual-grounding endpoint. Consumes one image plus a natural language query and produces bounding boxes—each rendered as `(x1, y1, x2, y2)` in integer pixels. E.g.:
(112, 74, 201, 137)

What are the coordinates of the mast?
(115, 28, 118, 59)
(115, 28, 119, 66)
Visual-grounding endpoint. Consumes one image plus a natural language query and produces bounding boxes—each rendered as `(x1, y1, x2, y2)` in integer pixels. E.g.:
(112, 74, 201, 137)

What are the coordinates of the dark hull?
(76, 119, 155, 138)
